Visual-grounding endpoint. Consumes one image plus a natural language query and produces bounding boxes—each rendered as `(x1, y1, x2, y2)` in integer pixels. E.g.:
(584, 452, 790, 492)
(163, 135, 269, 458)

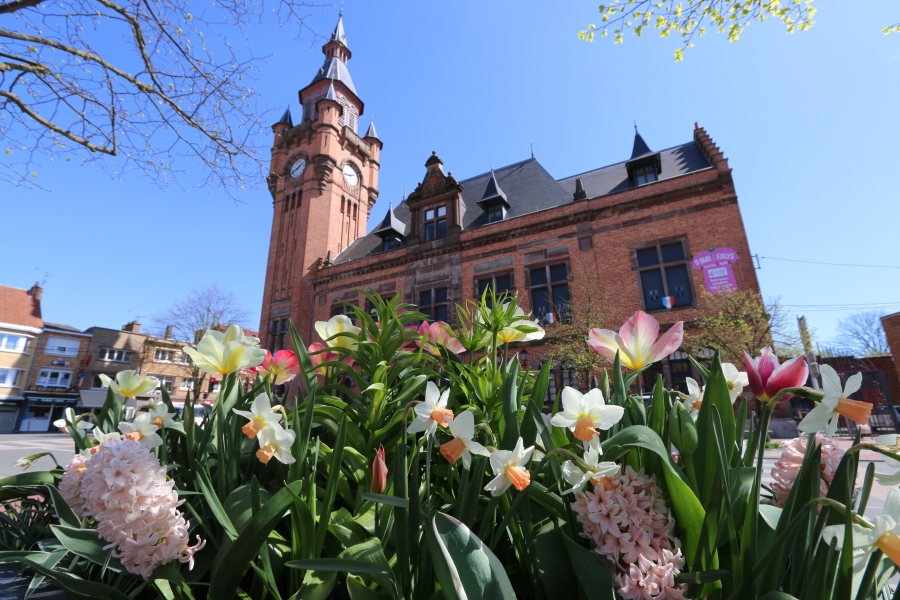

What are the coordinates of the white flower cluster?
(59, 438, 205, 579)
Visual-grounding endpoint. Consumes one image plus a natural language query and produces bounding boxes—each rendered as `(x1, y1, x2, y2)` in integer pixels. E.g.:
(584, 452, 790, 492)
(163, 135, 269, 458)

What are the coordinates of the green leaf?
(561, 534, 615, 599)
(759, 594, 800, 600)
(0, 472, 55, 501)
(430, 511, 516, 600)
(297, 569, 337, 600)
(0, 557, 132, 600)
(347, 574, 390, 600)
(209, 481, 305, 600)
(223, 482, 273, 532)
(287, 558, 392, 575)
(193, 459, 238, 539)
(499, 359, 521, 450)
(50, 525, 123, 572)
(534, 523, 579, 599)
(759, 505, 783, 531)
(24, 549, 67, 600)
(46, 484, 80, 528)
(337, 538, 396, 595)
(360, 493, 409, 508)
(315, 414, 347, 558)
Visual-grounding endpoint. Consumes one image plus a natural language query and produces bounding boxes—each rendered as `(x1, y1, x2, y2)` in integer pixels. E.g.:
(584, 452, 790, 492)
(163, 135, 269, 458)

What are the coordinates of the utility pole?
(797, 316, 820, 389)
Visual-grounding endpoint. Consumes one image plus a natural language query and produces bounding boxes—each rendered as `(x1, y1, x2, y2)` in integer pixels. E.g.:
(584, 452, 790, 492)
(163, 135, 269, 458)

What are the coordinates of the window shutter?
(304, 99, 313, 122)
(349, 106, 357, 132)
(314, 93, 323, 120)
(339, 96, 346, 126)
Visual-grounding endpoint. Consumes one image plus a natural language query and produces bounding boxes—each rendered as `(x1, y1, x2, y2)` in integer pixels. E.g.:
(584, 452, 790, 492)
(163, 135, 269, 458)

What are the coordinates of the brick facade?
(882, 312, 900, 393)
(259, 17, 761, 393)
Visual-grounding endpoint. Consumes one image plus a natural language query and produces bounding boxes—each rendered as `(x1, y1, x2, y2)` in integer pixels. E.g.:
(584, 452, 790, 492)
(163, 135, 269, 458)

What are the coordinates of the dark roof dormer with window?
(625, 129, 662, 186)
(477, 169, 510, 224)
(372, 203, 407, 253)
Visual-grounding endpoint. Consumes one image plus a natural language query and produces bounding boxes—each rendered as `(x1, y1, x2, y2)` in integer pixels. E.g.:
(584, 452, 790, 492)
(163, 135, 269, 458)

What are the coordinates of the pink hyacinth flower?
(417, 321, 465, 356)
(587, 310, 683, 370)
(742, 346, 809, 402)
(255, 350, 301, 385)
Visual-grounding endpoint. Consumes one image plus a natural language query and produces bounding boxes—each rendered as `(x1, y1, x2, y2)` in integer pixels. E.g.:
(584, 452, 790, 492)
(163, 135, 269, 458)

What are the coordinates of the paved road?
(0, 433, 75, 479)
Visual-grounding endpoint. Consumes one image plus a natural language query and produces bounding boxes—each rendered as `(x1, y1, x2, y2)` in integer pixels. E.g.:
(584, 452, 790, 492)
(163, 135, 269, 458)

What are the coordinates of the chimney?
(573, 178, 587, 201)
(165, 325, 173, 339)
(28, 282, 43, 300)
(122, 321, 141, 333)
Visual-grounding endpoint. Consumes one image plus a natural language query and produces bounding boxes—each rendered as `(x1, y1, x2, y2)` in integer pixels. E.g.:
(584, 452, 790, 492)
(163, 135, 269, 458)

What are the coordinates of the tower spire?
(331, 11, 347, 47)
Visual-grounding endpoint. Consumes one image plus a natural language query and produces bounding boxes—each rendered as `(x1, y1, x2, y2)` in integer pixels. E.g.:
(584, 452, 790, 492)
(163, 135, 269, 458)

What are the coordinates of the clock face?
(289, 158, 306, 180)
(342, 164, 359, 188)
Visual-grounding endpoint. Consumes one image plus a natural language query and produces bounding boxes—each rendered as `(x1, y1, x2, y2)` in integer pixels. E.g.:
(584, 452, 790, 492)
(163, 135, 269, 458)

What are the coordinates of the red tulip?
(742, 346, 809, 402)
(255, 350, 300, 385)
(371, 445, 388, 494)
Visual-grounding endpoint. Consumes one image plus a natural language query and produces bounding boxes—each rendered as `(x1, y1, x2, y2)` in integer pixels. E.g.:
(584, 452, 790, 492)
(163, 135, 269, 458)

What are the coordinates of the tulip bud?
(668, 404, 698, 455)
(371, 445, 388, 494)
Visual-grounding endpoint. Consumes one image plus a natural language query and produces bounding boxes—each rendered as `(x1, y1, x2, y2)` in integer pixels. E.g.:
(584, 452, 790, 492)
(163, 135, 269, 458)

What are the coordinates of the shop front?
(17, 389, 80, 432)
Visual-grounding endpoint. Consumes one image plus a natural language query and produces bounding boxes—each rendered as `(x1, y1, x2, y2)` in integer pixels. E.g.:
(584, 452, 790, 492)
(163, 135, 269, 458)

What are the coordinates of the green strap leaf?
(45, 484, 80, 528)
(360, 493, 409, 508)
(50, 525, 123, 572)
(561, 534, 615, 599)
(0, 557, 132, 600)
(287, 558, 391, 575)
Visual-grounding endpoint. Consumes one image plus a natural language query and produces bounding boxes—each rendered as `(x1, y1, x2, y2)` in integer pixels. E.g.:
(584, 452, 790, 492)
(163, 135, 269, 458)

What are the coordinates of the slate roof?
(331, 13, 347, 46)
(274, 107, 293, 127)
(331, 138, 713, 266)
(558, 141, 712, 200)
(0, 284, 42, 329)
(43, 322, 86, 334)
(310, 57, 357, 97)
(372, 204, 407, 237)
(365, 120, 379, 139)
(478, 170, 509, 209)
(631, 131, 653, 159)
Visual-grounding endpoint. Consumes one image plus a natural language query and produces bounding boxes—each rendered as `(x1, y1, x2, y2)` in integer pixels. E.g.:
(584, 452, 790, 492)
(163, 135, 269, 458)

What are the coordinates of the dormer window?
(382, 235, 402, 252)
(424, 206, 447, 241)
(634, 164, 658, 185)
(485, 203, 505, 224)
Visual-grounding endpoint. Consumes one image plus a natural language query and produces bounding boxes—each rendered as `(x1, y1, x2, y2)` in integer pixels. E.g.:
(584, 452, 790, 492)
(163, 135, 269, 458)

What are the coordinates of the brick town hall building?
(259, 15, 762, 393)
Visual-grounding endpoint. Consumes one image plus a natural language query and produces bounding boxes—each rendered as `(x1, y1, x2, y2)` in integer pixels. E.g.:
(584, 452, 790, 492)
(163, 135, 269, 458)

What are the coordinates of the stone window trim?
(631, 237, 698, 314)
(0, 334, 29, 354)
(153, 348, 177, 363)
(423, 205, 448, 242)
(0, 368, 23, 388)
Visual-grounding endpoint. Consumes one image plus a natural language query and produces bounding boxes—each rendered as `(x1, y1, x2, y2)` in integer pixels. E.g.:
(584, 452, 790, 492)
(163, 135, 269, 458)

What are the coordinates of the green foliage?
(0, 290, 896, 599)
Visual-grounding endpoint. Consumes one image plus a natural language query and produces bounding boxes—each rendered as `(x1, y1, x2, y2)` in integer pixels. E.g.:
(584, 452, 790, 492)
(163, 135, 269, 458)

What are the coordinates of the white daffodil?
(256, 425, 296, 465)
(721, 363, 749, 402)
(182, 325, 266, 375)
(99, 371, 159, 399)
(872, 434, 900, 486)
(149, 403, 178, 429)
(53, 416, 93, 435)
(118, 413, 163, 448)
(681, 377, 703, 420)
(80, 428, 123, 459)
(485, 437, 534, 497)
(822, 488, 900, 572)
(550, 387, 625, 443)
(315, 315, 361, 352)
(439, 411, 490, 470)
(561, 438, 620, 495)
(233, 393, 283, 439)
(407, 382, 454, 438)
(798, 364, 870, 436)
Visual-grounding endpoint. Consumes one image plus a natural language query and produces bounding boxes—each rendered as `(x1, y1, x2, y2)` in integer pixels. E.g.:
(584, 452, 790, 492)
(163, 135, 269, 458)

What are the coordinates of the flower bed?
(1, 292, 898, 600)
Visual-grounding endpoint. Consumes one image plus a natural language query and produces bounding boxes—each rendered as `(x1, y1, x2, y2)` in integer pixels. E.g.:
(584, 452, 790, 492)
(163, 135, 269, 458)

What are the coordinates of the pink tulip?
(307, 342, 353, 374)
(587, 311, 684, 370)
(417, 321, 465, 356)
(742, 346, 809, 402)
(254, 350, 300, 385)
(371, 445, 388, 494)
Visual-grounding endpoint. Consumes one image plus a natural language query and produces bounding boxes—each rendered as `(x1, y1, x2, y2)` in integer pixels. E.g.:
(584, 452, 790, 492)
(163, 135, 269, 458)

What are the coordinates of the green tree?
(579, 1, 899, 61)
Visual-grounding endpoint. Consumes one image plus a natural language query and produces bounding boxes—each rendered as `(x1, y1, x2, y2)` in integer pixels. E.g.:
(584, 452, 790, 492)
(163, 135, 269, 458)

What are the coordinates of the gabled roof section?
(323, 81, 339, 102)
(477, 169, 509, 210)
(372, 203, 407, 238)
(558, 141, 713, 199)
(631, 130, 653, 159)
(332, 158, 571, 264)
(331, 12, 347, 46)
(310, 57, 357, 97)
(0, 284, 42, 329)
(274, 107, 293, 128)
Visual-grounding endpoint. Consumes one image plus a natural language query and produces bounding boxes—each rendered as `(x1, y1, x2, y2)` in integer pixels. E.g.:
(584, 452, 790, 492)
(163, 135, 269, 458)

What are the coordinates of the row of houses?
(0, 283, 227, 433)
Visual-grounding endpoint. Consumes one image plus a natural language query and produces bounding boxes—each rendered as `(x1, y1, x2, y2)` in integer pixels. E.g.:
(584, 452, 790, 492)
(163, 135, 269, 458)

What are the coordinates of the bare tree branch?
(834, 311, 890, 357)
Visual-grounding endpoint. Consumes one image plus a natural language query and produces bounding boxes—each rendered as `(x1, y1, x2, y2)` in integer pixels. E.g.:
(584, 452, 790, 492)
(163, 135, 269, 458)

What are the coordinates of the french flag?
(662, 296, 675, 309)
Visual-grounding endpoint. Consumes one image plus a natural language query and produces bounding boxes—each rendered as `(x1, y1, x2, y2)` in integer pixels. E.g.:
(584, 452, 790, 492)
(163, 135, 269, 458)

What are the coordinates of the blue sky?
(4, 0, 900, 346)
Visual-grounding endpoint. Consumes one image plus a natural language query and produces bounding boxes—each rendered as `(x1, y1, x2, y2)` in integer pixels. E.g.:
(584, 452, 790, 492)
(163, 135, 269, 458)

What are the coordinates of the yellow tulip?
(314, 315, 360, 352)
(98, 370, 159, 399)
(182, 325, 267, 375)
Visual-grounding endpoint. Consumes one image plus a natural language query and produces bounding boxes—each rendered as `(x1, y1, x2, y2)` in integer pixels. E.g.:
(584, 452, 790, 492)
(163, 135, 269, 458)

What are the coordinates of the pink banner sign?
(692, 247, 739, 294)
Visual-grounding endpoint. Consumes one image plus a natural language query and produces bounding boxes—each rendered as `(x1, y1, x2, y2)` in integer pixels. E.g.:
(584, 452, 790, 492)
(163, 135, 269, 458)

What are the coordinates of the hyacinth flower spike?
(407, 381, 454, 438)
(587, 310, 683, 371)
(742, 346, 809, 402)
(798, 364, 870, 436)
(822, 487, 900, 571)
(233, 393, 283, 439)
(118, 413, 163, 448)
(550, 386, 625, 442)
(561, 438, 620, 495)
(484, 437, 534, 497)
(440, 410, 490, 469)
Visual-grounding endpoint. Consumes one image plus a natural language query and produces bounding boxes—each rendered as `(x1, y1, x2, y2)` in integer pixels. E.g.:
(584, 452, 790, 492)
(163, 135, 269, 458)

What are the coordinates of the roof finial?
(531, 142, 534, 158)
(634, 121, 638, 133)
(402, 186, 406, 201)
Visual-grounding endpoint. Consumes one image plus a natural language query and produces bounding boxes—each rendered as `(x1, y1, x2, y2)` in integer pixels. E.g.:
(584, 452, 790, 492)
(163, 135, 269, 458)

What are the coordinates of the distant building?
(258, 15, 761, 393)
(0, 283, 43, 432)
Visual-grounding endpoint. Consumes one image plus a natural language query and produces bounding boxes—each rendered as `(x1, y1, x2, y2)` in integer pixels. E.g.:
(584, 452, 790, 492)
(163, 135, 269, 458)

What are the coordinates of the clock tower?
(259, 13, 382, 348)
